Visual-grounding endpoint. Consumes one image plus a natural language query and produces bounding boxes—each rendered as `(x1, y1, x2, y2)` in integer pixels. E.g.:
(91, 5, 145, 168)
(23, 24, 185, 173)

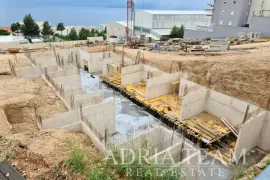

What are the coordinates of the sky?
(0, 0, 213, 27)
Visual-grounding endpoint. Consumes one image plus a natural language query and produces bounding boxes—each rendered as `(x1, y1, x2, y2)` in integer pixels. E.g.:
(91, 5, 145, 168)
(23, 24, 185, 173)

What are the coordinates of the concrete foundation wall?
(48, 68, 79, 79)
(179, 78, 204, 97)
(204, 90, 261, 127)
(0, 40, 88, 51)
(42, 111, 79, 129)
(78, 49, 90, 69)
(181, 89, 208, 120)
(116, 127, 181, 154)
(121, 64, 144, 85)
(61, 122, 82, 133)
(15, 66, 41, 78)
(74, 91, 103, 108)
(53, 75, 82, 89)
(82, 97, 116, 137)
(258, 112, 270, 152)
(88, 52, 125, 73)
(146, 73, 181, 100)
(233, 112, 268, 161)
(81, 122, 107, 154)
(0, 41, 19, 50)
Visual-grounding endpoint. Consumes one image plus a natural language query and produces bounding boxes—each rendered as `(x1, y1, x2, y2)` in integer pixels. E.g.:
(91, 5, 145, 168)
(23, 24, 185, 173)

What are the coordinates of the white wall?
(116, 127, 181, 152)
(146, 73, 181, 100)
(258, 112, 270, 152)
(15, 66, 41, 78)
(41, 111, 79, 129)
(233, 112, 268, 162)
(180, 89, 208, 121)
(74, 91, 103, 108)
(82, 97, 116, 137)
(179, 78, 203, 97)
(53, 75, 82, 89)
(121, 64, 144, 85)
(204, 90, 262, 127)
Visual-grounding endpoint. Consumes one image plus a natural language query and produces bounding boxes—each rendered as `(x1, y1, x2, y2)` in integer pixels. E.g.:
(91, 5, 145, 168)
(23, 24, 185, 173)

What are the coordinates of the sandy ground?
(115, 41, 270, 110)
(0, 54, 103, 179)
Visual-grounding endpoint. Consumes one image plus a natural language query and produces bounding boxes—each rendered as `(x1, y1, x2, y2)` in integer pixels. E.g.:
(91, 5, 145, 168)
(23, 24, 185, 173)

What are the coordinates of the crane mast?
(126, 0, 134, 44)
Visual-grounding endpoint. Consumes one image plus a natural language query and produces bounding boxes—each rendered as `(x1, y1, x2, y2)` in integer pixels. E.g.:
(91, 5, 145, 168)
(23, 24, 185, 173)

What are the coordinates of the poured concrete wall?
(258, 112, 270, 152)
(82, 97, 116, 137)
(233, 112, 268, 162)
(180, 89, 208, 120)
(179, 78, 203, 97)
(15, 66, 41, 78)
(121, 64, 144, 85)
(42, 111, 79, 129)
(116, 127, 181, 153)
(0, 41, 19, 50)
(53, 75, 81, 89)
(81, 122, 107, 153)
(146, 73, 181, 100)
(48, 68, 79, 79)
(204, 90, 262, 127)
(74, 91, 103, 108)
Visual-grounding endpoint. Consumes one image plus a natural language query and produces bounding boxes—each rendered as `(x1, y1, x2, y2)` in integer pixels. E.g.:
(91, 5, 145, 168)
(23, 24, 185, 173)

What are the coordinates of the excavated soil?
(0, 54, 103, 179)
(115, 41, 270, 110)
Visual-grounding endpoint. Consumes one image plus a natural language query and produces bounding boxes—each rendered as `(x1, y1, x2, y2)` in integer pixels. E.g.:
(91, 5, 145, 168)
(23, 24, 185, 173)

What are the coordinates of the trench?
(79, 69, 237, 179)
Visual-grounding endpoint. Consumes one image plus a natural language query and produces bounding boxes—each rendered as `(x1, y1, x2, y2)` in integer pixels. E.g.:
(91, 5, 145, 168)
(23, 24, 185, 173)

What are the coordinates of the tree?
(0, 29, 10, 36)
(178, 25, 185, 38)
(21, 14, 40, 37)
(169, 25, 185, 38)
(78, 28, 91, 40)
(170, 26, 179, 38)
(41, 21, 54, 39)
(69, 28, 77, 40)
(11, 22, 21, 35)
(57, 23, 65, 35)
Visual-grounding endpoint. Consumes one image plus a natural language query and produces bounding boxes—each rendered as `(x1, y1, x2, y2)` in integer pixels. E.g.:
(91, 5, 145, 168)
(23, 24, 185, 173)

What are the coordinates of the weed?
(232, 165, 246, 179)
(66, 149, 85, 173)
(5, 152, 10, 160)
(11, 154, 16, 159)
(265, 160, 270, 166)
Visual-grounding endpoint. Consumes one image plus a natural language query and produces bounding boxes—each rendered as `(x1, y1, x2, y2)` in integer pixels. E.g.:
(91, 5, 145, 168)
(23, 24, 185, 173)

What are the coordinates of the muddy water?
(80, 70, 158, 134)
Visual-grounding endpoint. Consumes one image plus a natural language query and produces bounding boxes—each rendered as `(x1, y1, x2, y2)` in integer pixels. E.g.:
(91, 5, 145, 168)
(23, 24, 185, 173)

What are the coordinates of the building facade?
(134, 10, 211, 40)
(106, 21, 133, 43)
(248, 0, 270, 23)
(212, 0, 252, 26)
(184, 0, 270, 39)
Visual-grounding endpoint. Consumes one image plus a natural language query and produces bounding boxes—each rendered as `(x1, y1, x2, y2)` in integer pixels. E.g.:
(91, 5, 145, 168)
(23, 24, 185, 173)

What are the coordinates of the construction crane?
(126, 0, 135, 44)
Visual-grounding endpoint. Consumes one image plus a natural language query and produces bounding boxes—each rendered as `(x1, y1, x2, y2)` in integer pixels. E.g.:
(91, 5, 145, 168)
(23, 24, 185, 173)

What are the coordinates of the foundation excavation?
(2, 42, 270, 179)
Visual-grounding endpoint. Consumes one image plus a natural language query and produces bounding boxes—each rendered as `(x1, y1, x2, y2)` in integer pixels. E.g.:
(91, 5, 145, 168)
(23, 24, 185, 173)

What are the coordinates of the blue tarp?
(255, 166, 270, 180)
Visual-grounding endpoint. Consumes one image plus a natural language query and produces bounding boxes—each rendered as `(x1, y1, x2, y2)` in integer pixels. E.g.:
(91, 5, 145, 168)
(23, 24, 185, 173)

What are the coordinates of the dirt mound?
(0, 76, 67, 135)
(116, 42, 270, 109)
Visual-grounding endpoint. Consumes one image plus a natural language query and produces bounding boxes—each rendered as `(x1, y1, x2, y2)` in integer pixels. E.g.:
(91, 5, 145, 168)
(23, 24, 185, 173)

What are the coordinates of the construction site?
(0, 36, 270, 179)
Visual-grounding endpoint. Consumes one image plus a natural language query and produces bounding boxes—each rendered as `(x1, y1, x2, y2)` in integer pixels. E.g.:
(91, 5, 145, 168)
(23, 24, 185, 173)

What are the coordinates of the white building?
(54, 26, 97, 36)
(134, 10, 211, 40)
(248, 0, 270, 23)
(99, 24, 106, 32)
(106, 21, 133, 43)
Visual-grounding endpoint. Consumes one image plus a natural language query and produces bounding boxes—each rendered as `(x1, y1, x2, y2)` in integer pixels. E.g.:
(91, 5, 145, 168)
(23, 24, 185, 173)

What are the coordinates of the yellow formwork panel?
(183, 112, 231, 143)
(101, 72, 122, 87)
(124, 82, 182, 122)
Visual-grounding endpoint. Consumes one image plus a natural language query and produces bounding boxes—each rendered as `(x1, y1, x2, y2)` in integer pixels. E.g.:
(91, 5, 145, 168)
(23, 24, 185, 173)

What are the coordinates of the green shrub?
(5, 152, 10, 160)
(66, 150, 85, 173)
(85, 166, 117, 180)
(266, 160, 270, 166)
